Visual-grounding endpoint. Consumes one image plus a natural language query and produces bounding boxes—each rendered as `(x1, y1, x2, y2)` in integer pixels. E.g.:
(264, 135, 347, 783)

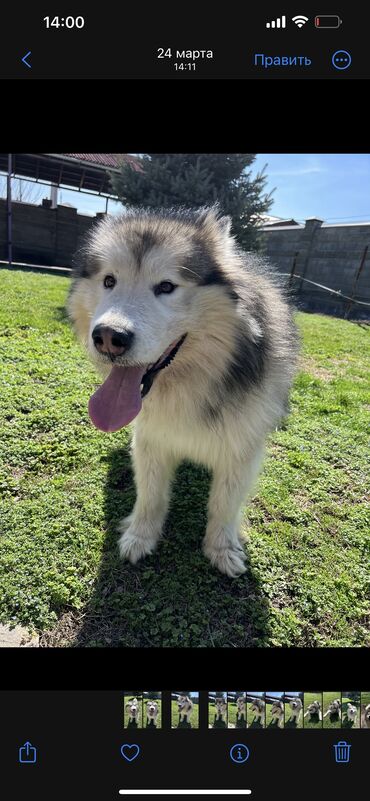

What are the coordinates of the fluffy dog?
(236, 695, 246, 720)
(270, 700, 284, 728)
(214, 697, 227, 723)
(304, 700, 322, 721)
(323, 698, 341, 718)
(361, 704, 370, 729)
(178, 695, 193, 724)
(250, 698, 265, 724)
(125, 697, 140, 725)
(68, 207, 298, 578)
(146, 700, 159, 726)
(346, 703, 357, 724)
(288, 698, 303, 723)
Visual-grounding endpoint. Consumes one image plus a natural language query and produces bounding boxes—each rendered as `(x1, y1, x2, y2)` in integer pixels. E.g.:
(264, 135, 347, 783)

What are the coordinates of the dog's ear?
(195, 206, 233, 243)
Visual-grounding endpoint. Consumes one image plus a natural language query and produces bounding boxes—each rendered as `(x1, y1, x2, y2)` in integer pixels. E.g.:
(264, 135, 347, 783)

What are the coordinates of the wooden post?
(7, 154, 12, 266)
(345, 245, 368, 318)
(288, 251, 299, 289)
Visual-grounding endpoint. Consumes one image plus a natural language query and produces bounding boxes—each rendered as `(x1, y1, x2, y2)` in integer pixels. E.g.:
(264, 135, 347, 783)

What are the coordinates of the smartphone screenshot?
(1, 4, 369, 800)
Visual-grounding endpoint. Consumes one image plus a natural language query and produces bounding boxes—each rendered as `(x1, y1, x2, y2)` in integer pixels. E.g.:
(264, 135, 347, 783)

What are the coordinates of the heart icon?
(120, 743, 141, 762)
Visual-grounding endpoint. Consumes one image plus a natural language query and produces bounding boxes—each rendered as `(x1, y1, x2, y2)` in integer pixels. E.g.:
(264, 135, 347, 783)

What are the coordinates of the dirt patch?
(39, 611, 83, 647)
(299, 356, 334, 381)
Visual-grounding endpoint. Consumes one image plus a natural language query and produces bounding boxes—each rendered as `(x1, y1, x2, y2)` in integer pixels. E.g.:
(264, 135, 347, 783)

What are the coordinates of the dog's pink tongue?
(88, 365, 146, 432)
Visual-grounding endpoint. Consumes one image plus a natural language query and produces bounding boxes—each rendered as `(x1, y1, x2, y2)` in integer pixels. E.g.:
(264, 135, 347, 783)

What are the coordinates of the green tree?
(110, 154, 273, 251)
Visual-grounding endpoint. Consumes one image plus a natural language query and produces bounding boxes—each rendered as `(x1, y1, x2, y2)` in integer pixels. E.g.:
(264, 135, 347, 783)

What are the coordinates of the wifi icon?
(292, 15, 309, 27)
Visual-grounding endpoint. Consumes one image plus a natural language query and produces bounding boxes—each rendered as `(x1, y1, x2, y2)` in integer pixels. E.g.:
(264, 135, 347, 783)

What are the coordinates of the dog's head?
(237, 696, 246, 710)
(251, 699, 263, 712)
(127, 698, 139, 717)
(215, 698, 226, 712)
(289, 699, 302, 711)
(178, 695, 190, 711)
(68, 206, 239, 432)
(308, 701, 320, 713)
(347, 704, 357, 718)
(146, 701, 158, 718)
(271, 701, 283, 715)
(365, 704, 370, 721)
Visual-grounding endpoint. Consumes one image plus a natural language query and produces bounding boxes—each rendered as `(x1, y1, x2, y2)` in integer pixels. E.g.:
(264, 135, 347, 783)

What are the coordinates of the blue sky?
(3, 154, 370, 223)
(253, 153, 370, 222)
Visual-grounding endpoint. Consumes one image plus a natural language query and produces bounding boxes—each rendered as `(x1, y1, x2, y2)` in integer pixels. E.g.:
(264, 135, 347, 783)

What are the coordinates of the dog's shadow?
(267, 718, 283, 729)
(285, 717, 300, 729)
(73, 446, 270, 647)
(248, 718, 264, 729)
(342, 717, 355, 729)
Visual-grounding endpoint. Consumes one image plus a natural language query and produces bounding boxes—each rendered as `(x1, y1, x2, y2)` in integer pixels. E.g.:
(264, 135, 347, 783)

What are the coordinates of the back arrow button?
(21, 51, 32, 68)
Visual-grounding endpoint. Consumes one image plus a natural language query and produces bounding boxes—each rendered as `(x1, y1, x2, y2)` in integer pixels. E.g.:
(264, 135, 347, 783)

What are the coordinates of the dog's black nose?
(92, 325, 134, 357)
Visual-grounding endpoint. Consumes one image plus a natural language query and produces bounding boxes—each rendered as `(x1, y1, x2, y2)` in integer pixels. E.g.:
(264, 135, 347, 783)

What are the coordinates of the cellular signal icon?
(266, 16, 286, 29)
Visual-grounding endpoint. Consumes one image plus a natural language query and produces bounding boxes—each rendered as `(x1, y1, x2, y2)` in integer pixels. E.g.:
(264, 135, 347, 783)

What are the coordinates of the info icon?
(230, 743, 250, 763)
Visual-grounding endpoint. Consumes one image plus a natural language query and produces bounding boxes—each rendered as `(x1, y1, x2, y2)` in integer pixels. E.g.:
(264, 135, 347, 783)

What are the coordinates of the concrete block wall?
(0, 198, 100, 267)
(262, 218, 370, 319)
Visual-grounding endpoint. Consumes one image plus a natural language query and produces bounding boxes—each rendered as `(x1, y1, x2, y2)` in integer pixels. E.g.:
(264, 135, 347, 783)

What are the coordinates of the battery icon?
(315, 15, 342, 28)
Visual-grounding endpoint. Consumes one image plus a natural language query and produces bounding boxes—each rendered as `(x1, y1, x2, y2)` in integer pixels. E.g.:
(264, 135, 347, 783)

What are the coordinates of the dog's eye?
(154, 281, 177, 296)
(103, 275, 116, 289)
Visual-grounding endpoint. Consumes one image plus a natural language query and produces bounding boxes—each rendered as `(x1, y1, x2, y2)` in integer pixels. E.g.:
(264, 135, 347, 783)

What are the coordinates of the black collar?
(141, 334, 187, 398)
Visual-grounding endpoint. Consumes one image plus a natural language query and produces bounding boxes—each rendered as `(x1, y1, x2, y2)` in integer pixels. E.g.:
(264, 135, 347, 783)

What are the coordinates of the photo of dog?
(124, 693, 143, 729)
(209, 692, 227, 728)
(342, 692, 360, 729)
(303, 693, 323, 729)
(226, 692, 246, 729)
(322, 693, 342, 729)
(360, 693, 370, 729)
(266, 693, 284, 728)
(69, 205, 298, 579)
(284, 693, 303, 729)
(247, 693, 265, 728)
(143, 691, 162, 729)
(171, 692, 199, 729)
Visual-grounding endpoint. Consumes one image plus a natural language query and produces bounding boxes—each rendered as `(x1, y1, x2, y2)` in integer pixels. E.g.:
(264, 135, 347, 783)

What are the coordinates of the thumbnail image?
(143, 691, 162, 729)
(303, 692, 323, 729)
(360, 692, 370, 729)
(246, 692, 265, 728)
(322, 692, 342, 728)
(209, 692, 228, 728)
(171, 692, 199, 729)
(342, 692, 360, 729)
(284, 692, 303, 729)
(227, 692, 246, 729)
(124, 692, 143, 729)
(266, 692, 284, 729)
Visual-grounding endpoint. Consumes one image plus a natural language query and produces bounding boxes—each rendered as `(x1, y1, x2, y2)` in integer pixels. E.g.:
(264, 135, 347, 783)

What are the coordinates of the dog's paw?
(117, 518, 161, 564)
(203, 539, 247, 578)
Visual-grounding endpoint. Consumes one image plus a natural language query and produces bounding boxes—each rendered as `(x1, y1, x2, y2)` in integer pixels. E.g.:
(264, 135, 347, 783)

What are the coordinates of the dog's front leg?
(118, 435, 176, 564)
(203, 448, 264, 578)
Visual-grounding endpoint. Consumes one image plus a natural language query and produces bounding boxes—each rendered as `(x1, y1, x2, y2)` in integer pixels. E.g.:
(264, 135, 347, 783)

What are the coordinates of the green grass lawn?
(0, 268, 369, 647)
(322, 691, 342, 729)
(303, 692, 322, 729)
(171, 699, 199, 729)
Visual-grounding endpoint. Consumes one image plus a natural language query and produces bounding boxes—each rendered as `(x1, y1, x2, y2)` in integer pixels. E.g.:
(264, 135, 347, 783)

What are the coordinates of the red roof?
(63, 153, 142, 170)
